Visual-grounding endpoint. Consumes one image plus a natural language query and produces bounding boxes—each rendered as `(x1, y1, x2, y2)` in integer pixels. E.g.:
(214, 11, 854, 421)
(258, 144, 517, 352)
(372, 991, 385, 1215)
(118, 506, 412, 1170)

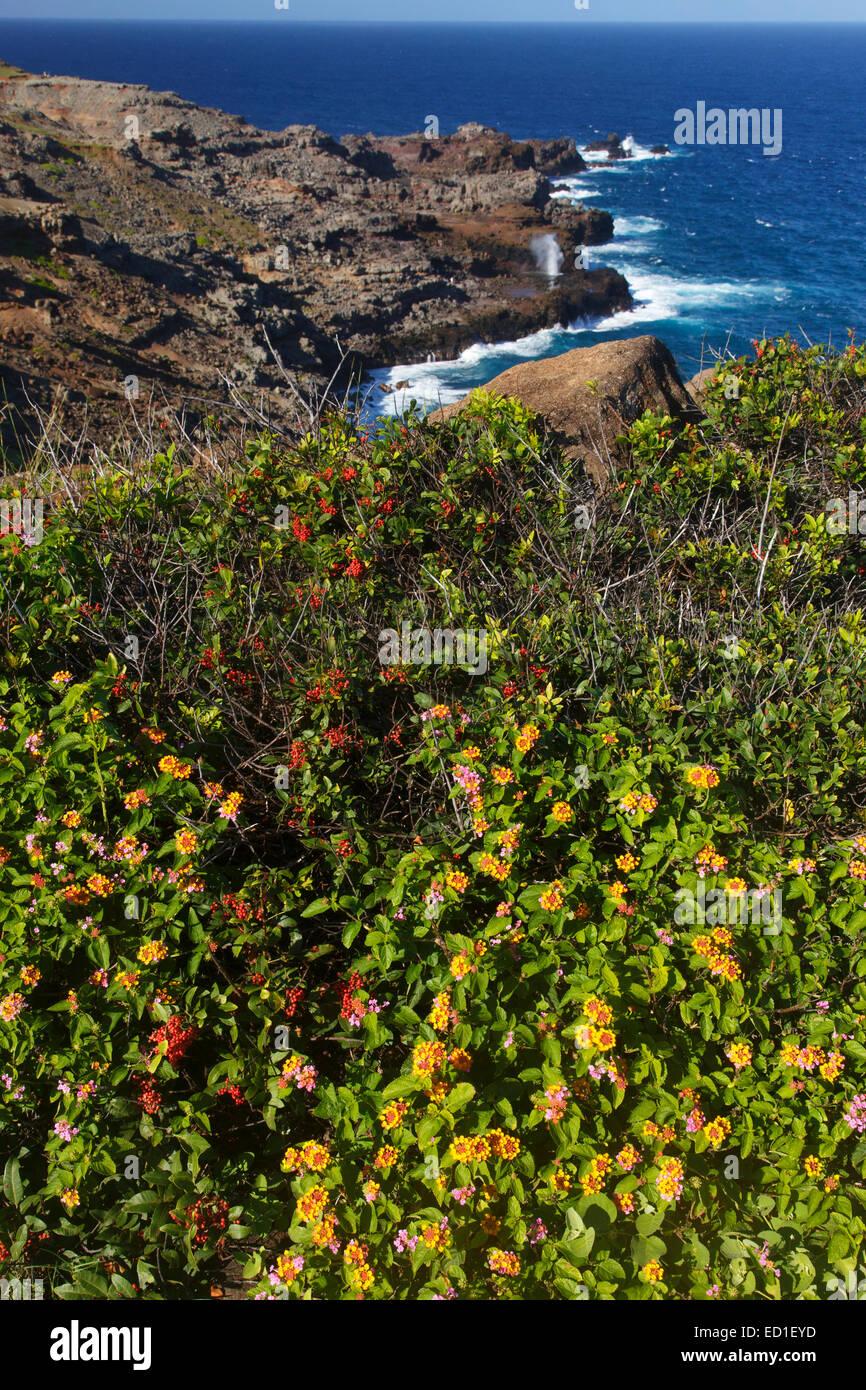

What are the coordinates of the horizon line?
(2, 15, 866, 23)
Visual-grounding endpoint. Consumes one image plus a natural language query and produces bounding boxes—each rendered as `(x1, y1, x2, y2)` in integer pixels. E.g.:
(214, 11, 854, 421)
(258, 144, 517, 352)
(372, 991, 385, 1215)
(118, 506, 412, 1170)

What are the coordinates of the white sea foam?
(576, 134, 673, 165)
(613, 214, 664, 236)
(364, 266, 793, 421)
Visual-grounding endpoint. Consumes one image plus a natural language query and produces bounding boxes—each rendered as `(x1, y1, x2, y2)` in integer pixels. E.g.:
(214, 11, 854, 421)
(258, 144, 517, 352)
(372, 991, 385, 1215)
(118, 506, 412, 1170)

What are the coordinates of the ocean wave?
(583, 266, 792, 332)
(576, 134, 674, 165)
(613, 214, 664, 236)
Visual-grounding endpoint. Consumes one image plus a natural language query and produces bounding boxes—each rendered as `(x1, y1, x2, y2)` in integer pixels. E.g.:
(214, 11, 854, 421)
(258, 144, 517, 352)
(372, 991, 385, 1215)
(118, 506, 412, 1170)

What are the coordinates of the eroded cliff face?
(0, 63, 630, 448)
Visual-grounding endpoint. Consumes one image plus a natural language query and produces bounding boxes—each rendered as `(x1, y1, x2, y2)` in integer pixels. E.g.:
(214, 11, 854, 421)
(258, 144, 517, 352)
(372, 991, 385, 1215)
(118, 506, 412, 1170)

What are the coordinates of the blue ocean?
(1, 20, 864, 413)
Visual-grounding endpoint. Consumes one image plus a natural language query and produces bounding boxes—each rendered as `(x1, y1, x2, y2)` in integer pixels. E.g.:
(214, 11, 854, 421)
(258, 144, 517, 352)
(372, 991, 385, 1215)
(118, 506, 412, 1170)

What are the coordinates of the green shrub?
(0, 336, 864, 1299)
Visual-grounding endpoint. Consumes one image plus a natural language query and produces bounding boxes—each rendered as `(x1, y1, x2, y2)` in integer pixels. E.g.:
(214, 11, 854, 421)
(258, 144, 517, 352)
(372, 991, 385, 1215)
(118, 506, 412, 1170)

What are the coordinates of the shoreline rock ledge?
(429, 336, 700, 484)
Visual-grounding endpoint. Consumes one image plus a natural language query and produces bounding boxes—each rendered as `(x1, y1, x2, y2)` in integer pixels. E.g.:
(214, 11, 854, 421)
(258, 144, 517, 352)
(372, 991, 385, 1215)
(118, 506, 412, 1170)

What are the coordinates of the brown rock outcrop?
(429, 335, 699, 483)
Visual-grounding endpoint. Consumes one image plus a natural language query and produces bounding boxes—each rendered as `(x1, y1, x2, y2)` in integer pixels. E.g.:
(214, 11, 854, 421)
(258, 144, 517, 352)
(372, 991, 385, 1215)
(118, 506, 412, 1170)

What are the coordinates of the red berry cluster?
(148, 1015, 198, 1066)
(337, 970, 364, 1021)
(217, 1083, 245, 1106)
(285, 985, 304, 1018)
(288, 740, 307, 770)
(136, 1076, 162, 1114)
(172, 1196, 230, 1248)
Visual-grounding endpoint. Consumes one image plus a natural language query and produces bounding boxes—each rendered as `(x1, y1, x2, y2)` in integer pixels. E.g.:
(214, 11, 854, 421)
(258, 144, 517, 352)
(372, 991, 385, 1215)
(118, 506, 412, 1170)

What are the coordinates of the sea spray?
(530, 233, 564, 278)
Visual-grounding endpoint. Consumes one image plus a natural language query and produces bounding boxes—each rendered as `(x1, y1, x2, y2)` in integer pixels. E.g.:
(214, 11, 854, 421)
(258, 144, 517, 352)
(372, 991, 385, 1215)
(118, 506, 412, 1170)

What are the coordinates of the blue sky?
(0, 1, 864, 20)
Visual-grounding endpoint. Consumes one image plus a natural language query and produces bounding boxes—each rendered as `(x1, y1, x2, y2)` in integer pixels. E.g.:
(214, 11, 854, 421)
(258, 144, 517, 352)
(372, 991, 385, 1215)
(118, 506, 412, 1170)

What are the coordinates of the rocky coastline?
(0, 60, 634, 448)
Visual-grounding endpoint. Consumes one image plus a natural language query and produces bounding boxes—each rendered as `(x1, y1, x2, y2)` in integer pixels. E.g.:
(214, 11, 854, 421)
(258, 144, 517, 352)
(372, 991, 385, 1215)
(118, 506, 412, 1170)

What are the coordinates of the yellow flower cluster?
(726, 1041, 753, 1070)
(803, 1155, 824, 1179)
(641, 1260, 664, 1283)
(380, 1100, 409, 1130)
(551, 801, 572, 823)
(539, 884, 564, 911)
(445, 869, 469, 893)
(137, 941, 168, 965)
(616, 1143, 640, 1171)
(580, 1153, 611, 1196)
(619, 790, 658, 815)
(374, 1145, 399, 1169)
(488, 1249, 520, 1277)
(692, 929, 740, 982)
(344, 1240, 374, 1292)
(450, 1134, 492, 1164)
(427, 991, 451, 1030)
(780, 1042, 844, 1080)
(478, 852, 511, 882)
(514, 723, 540, 754)
(281, 1140, 330, 1173)
(158, 754, 192, 779)
(123, 789, 149, 810)
(695, 843, 728, 873)
(296, 1185, 329, 1223)
(220, 792, 243, 819)
(702, 1116, 732, 1148)
(412, 1040, 447, 1077)
(86, 874, 112, 896)
(175, 829, 198, 855)
(615, 852, 638, 872)
(686, 764, 720, 789)
(114, 971, 139, 990)
(61, 809, 82, 828)
(491, 766, 514, 785)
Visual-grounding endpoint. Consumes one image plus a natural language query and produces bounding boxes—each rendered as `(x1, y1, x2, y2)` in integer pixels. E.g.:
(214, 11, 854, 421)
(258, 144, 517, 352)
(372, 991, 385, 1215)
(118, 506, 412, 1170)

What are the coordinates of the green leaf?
(3, 1157, 23, 1207)
(380, 1074, 419, 1101)
(445, 1083, 476, 1112)
(301, 897, 330, 918)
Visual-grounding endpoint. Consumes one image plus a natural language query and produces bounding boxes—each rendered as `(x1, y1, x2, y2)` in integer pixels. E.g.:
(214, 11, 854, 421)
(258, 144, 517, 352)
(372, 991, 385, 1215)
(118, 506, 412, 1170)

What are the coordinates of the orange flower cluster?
(445, 869, 469, 893)
(380, 1100, 409, 1130)
(123, 789, 149, 810)
(694, 843, 728, 873)
(296, 1186, 329, 1223)
(691, 928, 740, 982)
(514, 723, 540, 754)
(344, 1240, 374, 1292)
(686, 764, 720, 789)
(488, 1249, 520, 1277)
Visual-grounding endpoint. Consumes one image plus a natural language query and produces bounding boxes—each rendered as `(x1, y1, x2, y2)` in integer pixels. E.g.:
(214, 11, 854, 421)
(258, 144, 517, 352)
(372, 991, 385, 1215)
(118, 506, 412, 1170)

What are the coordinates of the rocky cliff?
(0, 61, 631, 449)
